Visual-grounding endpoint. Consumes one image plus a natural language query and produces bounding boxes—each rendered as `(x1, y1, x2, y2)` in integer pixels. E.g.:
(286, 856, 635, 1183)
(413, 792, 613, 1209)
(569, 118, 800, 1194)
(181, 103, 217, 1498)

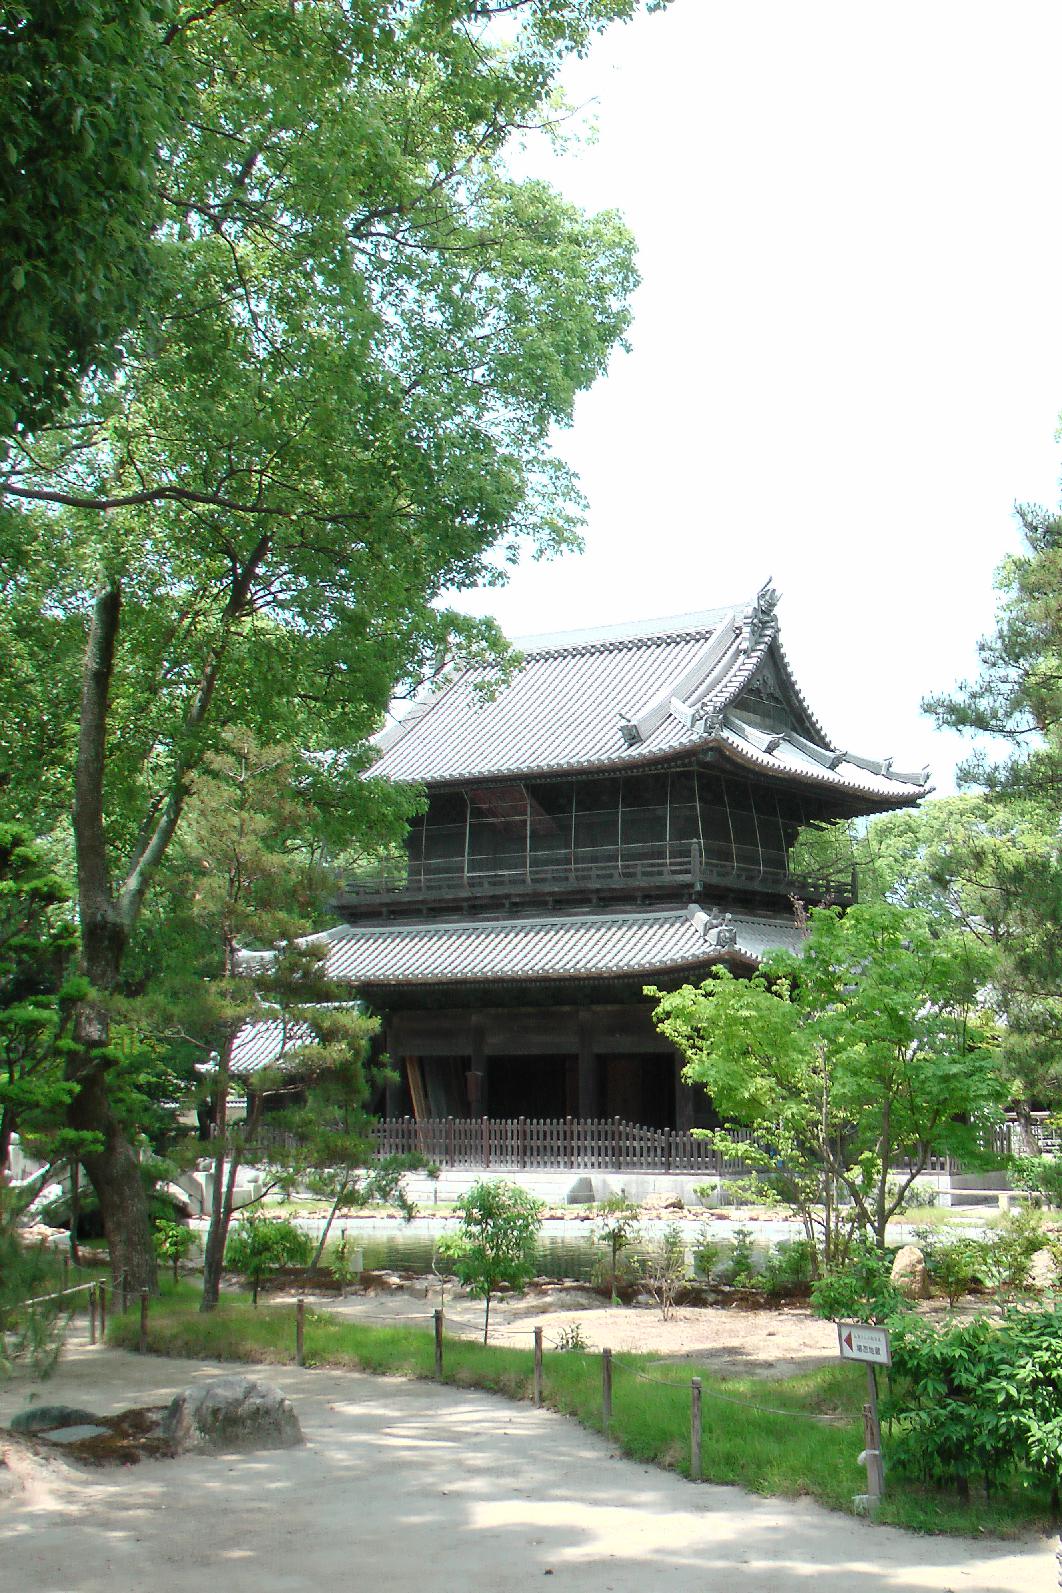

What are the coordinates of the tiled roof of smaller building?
(370, 585, 928, 803)
(227, 1017, 318, 1077)
(299, 904, 807, 988)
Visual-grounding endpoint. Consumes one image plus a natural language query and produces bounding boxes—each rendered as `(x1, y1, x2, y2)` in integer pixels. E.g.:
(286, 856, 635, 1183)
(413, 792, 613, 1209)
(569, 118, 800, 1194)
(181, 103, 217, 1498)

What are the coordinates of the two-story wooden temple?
(291, 584, 928, 1134)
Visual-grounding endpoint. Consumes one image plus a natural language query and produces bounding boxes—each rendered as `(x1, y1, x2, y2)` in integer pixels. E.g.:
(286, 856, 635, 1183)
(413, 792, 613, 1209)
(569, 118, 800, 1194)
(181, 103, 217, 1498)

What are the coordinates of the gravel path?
(0, 1333, 1055, 1592)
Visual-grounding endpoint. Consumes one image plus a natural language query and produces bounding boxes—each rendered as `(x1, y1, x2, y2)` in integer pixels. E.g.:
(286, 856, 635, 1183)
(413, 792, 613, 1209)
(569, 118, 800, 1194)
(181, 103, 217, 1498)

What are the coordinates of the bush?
(592, 1195, 640, 1301)
(225, 1215, 312, 1305)
(637, 1223, 687, 1320)
(154, 1219, 197, 1284)
(761, 1238, 815, 1296)
(887, 1305, 1062, 1505)
(915, 1228, 987, 1307)
(1011, 1156, 1062, 1209)
(716, 1225, 757, 1288)
(436, 1179, 543, 1343)
(691, 1224, 720, 1282)
(810, 1243, 906, 1324)
(980, 1205, 1045, 1304)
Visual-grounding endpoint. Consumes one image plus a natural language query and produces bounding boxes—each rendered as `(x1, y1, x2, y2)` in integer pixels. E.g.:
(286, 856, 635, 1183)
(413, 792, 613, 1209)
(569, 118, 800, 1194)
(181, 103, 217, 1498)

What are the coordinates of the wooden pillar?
(384, 1026, 402, 1119)
(578, 1010, 599, 1119)
(470, 1017, 487, 1117)
(674, 1053, 695, 1133)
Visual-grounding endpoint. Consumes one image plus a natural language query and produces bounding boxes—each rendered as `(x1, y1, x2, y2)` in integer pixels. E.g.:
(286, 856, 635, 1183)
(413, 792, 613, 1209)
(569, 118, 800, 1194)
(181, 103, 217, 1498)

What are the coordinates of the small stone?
(45, 1424, 110, 1444)
(9, 1405, 100, 1434)
(891, 1244, 930, 1300)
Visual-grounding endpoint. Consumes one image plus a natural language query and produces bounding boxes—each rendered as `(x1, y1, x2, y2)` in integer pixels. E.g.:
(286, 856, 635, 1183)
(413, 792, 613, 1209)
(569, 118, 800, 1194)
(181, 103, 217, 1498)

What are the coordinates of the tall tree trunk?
(68, 997, 158, 1294)
(67, 583, 158, 1294)
(201, 1039, 234, 1313)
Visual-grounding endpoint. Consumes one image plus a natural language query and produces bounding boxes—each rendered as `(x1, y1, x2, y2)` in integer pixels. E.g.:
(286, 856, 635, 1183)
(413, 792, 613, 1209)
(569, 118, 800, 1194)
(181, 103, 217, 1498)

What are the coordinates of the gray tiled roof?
(227, 1018, 317, 1077)
(371, 589, 928, 802)
(303, 905, 806, 988)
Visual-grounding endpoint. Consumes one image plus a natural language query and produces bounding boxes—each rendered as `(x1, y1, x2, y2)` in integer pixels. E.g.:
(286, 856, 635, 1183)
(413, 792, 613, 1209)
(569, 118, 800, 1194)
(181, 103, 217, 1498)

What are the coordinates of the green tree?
(0, 2, 180, 437)
(592, 1194, 640, 1300)
(651, 903, 1005, 1271)
(225, 1212, 312, 1306)
(124, 729, 389, 1312)
(438, 1178, 543, 1343)
(924, 505, 1062, 1136)
(0, 823, 79, 1172)
(0, 0, 663, 1295)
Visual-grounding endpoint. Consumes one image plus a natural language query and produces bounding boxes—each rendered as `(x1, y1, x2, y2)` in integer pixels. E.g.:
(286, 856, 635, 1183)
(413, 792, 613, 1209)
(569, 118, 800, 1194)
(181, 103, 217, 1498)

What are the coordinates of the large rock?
(1028, 1247, 1059, 1291)
(891, 1244, 930, 1300)
(160, 1377, 303, 1454)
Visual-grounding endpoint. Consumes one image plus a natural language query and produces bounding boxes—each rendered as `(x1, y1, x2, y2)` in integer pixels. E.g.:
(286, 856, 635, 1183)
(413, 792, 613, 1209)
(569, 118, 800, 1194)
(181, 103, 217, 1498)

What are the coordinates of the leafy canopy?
(438, 1178, 542, 1341)
(651, 903, 1005, 1268)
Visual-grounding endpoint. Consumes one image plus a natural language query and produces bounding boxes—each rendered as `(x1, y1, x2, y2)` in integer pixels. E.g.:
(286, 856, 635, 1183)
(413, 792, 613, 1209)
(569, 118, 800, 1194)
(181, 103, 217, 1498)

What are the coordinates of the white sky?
(445, 0, 1062, 795)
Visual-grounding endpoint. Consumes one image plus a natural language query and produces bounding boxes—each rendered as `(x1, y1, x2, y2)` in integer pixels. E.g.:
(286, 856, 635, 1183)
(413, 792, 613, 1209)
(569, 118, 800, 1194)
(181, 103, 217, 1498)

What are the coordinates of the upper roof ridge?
(514, 600, 748, 659)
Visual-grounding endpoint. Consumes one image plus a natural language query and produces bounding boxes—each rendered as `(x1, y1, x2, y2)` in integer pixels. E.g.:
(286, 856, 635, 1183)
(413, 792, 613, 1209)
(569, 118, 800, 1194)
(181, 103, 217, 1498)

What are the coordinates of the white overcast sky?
(445, 0, 1062, 795)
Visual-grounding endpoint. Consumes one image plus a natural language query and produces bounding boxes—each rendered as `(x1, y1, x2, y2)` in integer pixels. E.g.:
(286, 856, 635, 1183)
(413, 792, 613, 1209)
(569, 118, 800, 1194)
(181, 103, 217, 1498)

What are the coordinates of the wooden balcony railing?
(337, 840, 854, 912)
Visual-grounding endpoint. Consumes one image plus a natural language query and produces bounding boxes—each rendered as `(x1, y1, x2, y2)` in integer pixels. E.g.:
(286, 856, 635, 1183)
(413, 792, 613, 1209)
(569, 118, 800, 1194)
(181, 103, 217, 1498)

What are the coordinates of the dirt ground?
(306, 1278, 844, 1378)
(0, 1326, 1056, 1593)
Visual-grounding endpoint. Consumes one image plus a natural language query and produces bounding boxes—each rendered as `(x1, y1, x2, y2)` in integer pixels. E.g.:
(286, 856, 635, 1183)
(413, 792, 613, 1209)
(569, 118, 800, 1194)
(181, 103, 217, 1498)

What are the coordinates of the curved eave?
(369, 729, 927, 806)
(346, 949, 762, 994)
(709, 729, 930, 806)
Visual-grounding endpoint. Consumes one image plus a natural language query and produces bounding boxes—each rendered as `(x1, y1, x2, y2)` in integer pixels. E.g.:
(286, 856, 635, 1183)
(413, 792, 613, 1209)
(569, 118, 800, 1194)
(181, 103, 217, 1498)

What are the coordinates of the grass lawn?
(104, 1280, 1054, 1538)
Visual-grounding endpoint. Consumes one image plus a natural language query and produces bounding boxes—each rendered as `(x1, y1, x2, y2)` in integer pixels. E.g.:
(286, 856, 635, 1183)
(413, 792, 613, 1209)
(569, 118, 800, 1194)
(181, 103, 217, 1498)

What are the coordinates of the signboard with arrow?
(836, 1322, 891, 1366)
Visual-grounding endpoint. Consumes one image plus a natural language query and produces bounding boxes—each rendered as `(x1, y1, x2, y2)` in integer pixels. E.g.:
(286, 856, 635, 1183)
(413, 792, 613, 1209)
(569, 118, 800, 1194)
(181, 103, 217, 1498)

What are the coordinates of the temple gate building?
(300, 585, 928, 1134)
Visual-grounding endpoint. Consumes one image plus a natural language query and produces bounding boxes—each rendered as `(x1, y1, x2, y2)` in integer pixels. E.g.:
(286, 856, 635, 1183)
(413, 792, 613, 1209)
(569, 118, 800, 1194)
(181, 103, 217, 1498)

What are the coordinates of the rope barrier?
(299, 1306, 845, 1424)
(623, 1362, 845, 1423)
(17, 1281, 99, 1310)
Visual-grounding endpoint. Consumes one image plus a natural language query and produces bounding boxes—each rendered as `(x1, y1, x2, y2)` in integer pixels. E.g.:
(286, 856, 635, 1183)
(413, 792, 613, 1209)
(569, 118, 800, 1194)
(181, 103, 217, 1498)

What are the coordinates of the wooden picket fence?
(372, 1116, 756, 1175)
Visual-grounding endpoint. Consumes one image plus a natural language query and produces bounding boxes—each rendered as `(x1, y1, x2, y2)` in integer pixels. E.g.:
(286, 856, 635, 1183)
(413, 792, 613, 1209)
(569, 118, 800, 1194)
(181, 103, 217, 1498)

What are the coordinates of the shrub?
(1011, 1156, 1062, 1209)
(717, 1225, 757, 1288)
(761, 1238, 815, 1296)
(810, 1243, 906, 1324)
(436, 1180, 543, 1343)
(886, 1314, 1014, 1498)
(638, 1223, 687, 1320)
(980, 1205, 1045, 1305)
(915, 1228, 987, 1307)
(592, 1195, 640, 1301)
(225, 1215, 313, 1305)
(555, 1320, 588, 1352)
(887, 1304, 1062, 1506)
(154, 1219, 197, 1284)
(691, 1224, 721, 1282)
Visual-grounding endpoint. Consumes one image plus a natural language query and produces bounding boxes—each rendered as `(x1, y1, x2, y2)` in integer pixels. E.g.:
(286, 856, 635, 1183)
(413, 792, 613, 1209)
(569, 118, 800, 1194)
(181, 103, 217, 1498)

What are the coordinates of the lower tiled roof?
(305, 905, 805, 988)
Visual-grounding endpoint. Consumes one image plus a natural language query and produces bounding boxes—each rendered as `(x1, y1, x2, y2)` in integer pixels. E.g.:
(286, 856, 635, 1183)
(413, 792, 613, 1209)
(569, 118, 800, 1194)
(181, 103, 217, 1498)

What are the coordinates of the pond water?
(292, 1214, 825, 1281)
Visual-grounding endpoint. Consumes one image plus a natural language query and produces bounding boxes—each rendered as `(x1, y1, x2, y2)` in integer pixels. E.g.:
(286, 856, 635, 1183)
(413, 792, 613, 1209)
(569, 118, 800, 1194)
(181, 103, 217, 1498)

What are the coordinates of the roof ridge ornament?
(685, 903, 738, 948)
(740, 578, 780, 650)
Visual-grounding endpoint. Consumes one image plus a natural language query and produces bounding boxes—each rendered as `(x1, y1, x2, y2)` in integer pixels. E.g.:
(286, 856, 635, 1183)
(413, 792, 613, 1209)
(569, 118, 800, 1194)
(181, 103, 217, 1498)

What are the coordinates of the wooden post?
(98, 1280, 107, 1338)
(296, 1297, 306, 1367)
(434, 1309, 444, 1380)
(690, 1377, 702, 1480)
(121, 1271, 129, 1315)
(138, 1290, 149, 1354)
(62, 1254, 69, 1291)
(863, 1365, 885, 1502)
(88, 1282, 97, 1345)
(534, 1326, 543, 1408)
(602, 1347, 612, 1437)
(482, 1115, 490, 1169)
